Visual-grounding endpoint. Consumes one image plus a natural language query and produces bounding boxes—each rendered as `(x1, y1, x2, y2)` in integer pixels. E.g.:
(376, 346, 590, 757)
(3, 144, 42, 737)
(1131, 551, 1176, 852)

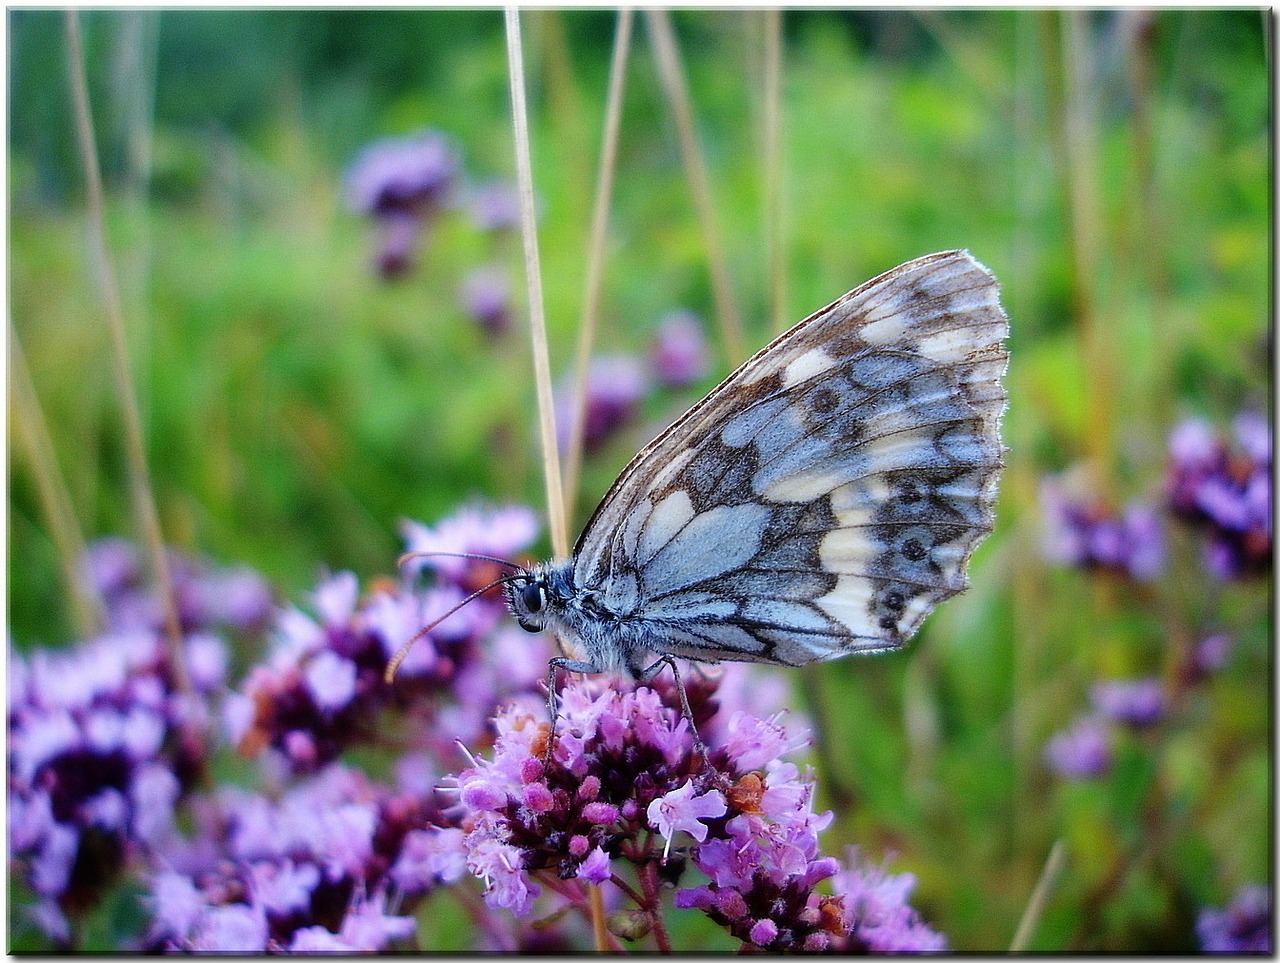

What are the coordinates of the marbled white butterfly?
(391, 250, 1007, 723)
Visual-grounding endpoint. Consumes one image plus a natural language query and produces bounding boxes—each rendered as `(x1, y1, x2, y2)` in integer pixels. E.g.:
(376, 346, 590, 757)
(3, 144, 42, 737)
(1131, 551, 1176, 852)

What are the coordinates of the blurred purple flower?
(1167, 413, 1272, 579)
(1193, 632, 1233, 676)
(460, 266, 512, 337)
(400, 504, 539, 587)
(469, 179, 521, 231)
(232, 506, 547, 773)
(1197, 883, 1271, 953)
(143, 764, 445, 952)
(649, 309, 710, 387)
(344, 130, 459, 280)
(1045, 715, 1112, 779)
(554, 354, 651, 454)
(345, 130, 458, 219)
(1090, 677, 1166, 729)
(1040, 478, 1165, 581)
(830, 850, 948, 952)
(8, 623, 224, 940)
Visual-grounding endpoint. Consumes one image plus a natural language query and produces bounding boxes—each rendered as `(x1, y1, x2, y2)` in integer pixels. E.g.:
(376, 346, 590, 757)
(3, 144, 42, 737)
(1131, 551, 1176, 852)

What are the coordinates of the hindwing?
(572, 250, 1008, 666)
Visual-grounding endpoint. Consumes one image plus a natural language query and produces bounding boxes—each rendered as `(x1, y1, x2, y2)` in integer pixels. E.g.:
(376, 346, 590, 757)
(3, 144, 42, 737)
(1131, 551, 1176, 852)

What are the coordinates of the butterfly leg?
(544, 656, 601, 760)
(637, 655, 712, 770)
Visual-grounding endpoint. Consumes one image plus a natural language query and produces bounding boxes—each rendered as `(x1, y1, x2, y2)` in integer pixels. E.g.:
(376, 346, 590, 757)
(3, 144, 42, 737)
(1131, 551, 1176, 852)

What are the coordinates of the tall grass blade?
(562, 10, 633, 525)
(64, 10, 190, 692)
(645, 9, 746, 366)
(505, 6, 569, 561)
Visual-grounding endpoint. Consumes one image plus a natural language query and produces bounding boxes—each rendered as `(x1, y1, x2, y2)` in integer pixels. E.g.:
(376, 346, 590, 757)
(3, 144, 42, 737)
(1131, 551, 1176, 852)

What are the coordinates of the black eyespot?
(811, 388, 839, 414)
(521, 581, 544, 613)
(902, 538, 927, 561)
(883, 590, 905, 611)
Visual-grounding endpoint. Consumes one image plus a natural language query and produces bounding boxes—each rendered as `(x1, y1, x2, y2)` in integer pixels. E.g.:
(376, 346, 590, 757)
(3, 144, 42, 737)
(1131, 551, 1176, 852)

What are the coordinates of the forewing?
(573, 250, 1008, 666)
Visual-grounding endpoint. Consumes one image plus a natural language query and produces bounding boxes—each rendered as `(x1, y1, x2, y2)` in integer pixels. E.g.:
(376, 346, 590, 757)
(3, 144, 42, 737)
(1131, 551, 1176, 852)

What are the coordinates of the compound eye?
(520, 580, 544, 614)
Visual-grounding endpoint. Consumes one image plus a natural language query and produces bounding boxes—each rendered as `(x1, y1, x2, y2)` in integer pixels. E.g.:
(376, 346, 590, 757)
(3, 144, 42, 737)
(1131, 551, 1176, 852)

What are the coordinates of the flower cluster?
(460, 266, 512, 337)
(344, 130, 460, 279)
(452, 669, 944, 951)
(1044, 676, 1167, 780)
(8, 628, 226, 943)
(1166, 413, 1272, 579)
(1196, 883, 1272, 953)
(554, 354, 653, 455)
(1040, 477, 1165, 581)
(82, 537, 274, 638)
(226, 505, 548, 774)
(142, 763, 464, 952)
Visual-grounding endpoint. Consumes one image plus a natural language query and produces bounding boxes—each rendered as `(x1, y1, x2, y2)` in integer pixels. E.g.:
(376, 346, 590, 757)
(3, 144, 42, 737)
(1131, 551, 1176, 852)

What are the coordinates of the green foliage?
(8, 8, 1269, 952)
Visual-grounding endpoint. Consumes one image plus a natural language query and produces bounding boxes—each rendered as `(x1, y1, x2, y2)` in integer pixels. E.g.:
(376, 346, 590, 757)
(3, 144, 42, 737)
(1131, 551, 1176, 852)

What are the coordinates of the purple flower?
(400, 504, 539, 586)
(649, 309, 710, 387)
(460, 266, 512, 336)
(1167, 413, 1271, 579)
(831, 850, 947, 952)
(303, 650, 358, 714)
(1193, 632, 1233, 676)
(1197, 883, 1271, 953)
(647, 780, 727, 858)
(142, 764, 446, 952)
(344, 130, 459, 280)
(554, 355, 652, 454)
(1045, 715, 1112, 779)
(1040, 478, 1165, 581)
(469, 180, 521, 231)
(345, 130, 458, 219)
(1090, 677, 1166, 729)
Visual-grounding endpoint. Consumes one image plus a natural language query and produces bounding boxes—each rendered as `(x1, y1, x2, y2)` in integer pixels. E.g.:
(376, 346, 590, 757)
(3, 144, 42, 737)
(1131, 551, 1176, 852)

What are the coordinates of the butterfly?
(390, 250, 1008, 731)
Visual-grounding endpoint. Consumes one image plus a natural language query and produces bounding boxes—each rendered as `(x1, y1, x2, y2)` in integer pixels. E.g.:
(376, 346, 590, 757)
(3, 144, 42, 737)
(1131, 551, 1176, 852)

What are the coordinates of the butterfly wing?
(572, 250, 1008, 666)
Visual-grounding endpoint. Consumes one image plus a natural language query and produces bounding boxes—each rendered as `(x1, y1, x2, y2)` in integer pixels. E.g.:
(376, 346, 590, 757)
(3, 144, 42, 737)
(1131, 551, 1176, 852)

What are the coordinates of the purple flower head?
(1090, 677, 1166, 729)
(1040, 477, 1164, 581)
(469, 179, 521, 231)
(1197, 883, 1272, 953)
(453, 672, 736, 916)
(460, 266, 512, 337)
(142, 764, 447, 952)
(400, 504, 539, 587)
(1167, 413, 1272, 579)
(1193, 632, 1233, 676)
(8, 616, 223, 927)
(649, 309, 711, 387)
(345, 130, 458, 220)
(81, 537, 142, 602)
(554, 354, 652, 454)
(1045, 715, 1112, 779)
(831, 849, 947, 952)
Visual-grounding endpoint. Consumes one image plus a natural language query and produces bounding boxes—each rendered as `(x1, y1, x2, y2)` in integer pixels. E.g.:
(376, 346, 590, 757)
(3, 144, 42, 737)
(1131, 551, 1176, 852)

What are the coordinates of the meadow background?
(8, 8, 1270, 951)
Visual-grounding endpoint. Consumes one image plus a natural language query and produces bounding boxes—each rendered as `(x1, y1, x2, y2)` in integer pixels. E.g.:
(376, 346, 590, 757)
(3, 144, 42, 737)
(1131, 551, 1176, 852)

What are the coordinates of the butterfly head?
(503, 566, 551, 633)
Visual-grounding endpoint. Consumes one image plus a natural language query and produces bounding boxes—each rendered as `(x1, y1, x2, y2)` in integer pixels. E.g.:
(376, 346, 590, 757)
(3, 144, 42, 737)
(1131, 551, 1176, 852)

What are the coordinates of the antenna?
(384, 572, 527, 685)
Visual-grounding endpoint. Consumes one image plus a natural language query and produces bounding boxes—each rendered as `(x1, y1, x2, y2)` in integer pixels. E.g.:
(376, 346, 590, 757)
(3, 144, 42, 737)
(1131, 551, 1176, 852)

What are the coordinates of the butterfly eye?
(520, 581, 544, 614)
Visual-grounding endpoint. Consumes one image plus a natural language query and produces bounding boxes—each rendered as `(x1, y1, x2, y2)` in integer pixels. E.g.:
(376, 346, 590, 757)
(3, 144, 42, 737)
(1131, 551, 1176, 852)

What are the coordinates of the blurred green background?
(8, 8, 1270, 951)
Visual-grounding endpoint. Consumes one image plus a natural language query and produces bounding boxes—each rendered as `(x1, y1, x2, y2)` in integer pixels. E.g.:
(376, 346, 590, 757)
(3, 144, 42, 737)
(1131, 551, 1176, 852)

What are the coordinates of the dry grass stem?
(763, 9, 786, 336)
(645, 9, 746, 367)
(562, 9, 634, 524)
(9, 323, 104, 637)
(64, 10, 190, 692)
(1010, 840, 1067, 951)
(505, 6, 569, 561)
